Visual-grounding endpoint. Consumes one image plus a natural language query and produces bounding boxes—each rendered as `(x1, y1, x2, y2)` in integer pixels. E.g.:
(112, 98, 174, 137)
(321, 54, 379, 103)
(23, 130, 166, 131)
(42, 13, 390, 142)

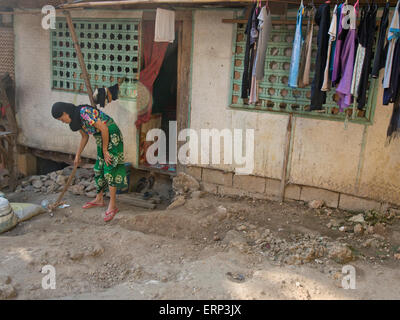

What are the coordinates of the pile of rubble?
(15, 166, 97, 197)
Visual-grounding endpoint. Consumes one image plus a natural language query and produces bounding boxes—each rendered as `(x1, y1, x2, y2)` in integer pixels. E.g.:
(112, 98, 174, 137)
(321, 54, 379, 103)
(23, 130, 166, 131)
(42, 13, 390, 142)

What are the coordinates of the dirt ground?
(1, 188, 400, 300)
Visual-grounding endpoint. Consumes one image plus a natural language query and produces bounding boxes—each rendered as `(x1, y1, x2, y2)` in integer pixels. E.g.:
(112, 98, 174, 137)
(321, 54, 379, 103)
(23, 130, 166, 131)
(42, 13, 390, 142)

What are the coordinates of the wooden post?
(64, 10, 96, 107)
(0, 76, 18, 191)
(279, 113, 293, 203)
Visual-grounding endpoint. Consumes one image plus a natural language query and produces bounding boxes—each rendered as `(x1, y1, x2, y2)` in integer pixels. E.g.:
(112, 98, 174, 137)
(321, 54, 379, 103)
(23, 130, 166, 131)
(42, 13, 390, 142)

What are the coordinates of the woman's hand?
(103, 149, 112, 166)
(74, 154, 81, 167)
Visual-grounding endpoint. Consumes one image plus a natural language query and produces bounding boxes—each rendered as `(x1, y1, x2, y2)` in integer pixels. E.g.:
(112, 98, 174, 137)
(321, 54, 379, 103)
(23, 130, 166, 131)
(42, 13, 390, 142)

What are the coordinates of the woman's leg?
(94, 190, 105, 205)
(107, 186, 117, 212)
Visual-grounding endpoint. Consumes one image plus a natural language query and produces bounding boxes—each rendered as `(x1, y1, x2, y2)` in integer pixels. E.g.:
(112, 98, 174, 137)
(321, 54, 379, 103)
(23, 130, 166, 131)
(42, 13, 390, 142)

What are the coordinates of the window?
(51, 18, 141, 97)
(230, 22, 378, 124)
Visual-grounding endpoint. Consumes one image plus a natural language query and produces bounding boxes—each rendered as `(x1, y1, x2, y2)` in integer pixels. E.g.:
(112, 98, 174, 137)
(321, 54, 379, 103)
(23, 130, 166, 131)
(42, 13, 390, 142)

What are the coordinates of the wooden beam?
(64, 10, 96, 107)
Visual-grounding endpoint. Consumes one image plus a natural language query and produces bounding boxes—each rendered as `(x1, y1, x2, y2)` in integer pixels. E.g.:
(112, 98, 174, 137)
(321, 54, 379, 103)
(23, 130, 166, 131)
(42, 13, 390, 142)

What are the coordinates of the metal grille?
(51, 18, 141, 97)
(231, 23, 377, 124)
(0, 27, 14, 79)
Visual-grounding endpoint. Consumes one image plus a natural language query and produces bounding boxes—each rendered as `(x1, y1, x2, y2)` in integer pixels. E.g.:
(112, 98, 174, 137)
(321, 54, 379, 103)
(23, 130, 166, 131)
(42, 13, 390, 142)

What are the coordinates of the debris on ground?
(308, 200, 324, 209)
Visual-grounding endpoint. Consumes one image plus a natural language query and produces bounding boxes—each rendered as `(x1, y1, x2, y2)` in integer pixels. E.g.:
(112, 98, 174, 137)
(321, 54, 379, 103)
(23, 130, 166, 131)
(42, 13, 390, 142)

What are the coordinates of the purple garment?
(331, 9, 345, 86)
(336, 28, 357, 111)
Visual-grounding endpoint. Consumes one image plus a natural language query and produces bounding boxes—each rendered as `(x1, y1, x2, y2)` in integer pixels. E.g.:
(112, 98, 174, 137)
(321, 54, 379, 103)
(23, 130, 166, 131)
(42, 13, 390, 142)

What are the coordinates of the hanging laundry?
(331, 6, 346, 86)
(321, 4, 338, 92)
(255, 5, 272, 81)
(336, 5, 357, 111)
(298, 5, 314, 88)
(249, 5, 262, 104)
(383, 0, 400, 89)
(350, 6, 367, 100)
(310, 2, 330, 110)
(288, 0, 304, 88)
(93, 83, 120, 108)
(329, 3, 342, 79)
(371, 1, 390, 78)
(241, 3, 257, 100)
(383, 27, 400, 105)
(357, 2, 377, 109)
(154, 8, 175, 43)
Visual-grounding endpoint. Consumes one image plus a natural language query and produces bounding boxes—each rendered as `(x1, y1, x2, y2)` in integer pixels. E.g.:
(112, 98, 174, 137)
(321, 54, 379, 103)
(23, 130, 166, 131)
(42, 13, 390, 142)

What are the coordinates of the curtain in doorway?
(135, 21, 169, 128)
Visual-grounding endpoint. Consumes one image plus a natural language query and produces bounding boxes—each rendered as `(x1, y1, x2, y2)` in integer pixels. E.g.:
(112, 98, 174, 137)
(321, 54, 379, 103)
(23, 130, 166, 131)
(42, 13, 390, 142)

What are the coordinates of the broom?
(48, 164, 78, 212)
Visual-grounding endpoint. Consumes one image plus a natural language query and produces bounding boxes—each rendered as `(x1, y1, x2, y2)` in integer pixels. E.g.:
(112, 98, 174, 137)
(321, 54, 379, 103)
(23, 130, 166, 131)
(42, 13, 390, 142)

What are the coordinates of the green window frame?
(229, 22, 378, 125)
(50, 18, 141, 98)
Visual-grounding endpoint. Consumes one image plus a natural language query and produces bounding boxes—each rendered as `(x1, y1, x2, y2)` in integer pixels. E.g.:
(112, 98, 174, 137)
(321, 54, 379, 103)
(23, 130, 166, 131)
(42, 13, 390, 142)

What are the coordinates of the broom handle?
(54, 165, 79, 205)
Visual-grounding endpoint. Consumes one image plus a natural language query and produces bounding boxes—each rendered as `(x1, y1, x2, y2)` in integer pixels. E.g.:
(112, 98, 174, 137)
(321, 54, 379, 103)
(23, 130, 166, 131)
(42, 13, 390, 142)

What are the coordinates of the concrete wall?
(189, 10, 400, 207)
(14, 10, 142, 163)
(14, 9, 400, 207)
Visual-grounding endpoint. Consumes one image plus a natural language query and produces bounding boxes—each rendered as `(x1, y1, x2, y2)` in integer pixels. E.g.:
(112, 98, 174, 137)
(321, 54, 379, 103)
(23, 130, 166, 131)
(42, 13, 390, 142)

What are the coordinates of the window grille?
(51, 18, 141, 98)
(230, 23, 377, 124)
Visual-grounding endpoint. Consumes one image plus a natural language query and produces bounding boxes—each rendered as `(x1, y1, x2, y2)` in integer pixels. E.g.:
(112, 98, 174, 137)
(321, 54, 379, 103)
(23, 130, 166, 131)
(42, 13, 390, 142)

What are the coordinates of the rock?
(354, 224, 364, 235)
(237, 224, 247, 231)
(44, 180, 53, 187)
(223, 230, 248, 252)
(32, 180, 43, 189)
(0, 275, 11, 286)
(373, 223, 386, 236)
(0, 284, 17, 300)
(309, 200, 324, 209)
(217, 205, 227, 215)
(349, 213, 365, 223)
(339, 226, 346, 232)
(75, 168, 93, 180)
(326, 219, 340, 228)
(62, 166, 73, 176)
(328, 244, 354, 264)
(85, 184, 97, 192)
(29, 175, 41, 183)
(21, 180, 30, 187)
(41, 186, 47, 193)
(85, 191, 97, 198)
(70, 184, 85, 195)
(167, 196, 186, 210)
(68, 250, 84, 261)
(226, 272, 245, 283)
(47, 183, 57, 193)
(172, 172, 200, 194)
(56, 175, 68, 186)
(365, 225, 374, 235)
(49, 171, 57, 181)
(191, 190, 205, 199)
(362, 238, 379, 248)
(89, 244, 104, 257)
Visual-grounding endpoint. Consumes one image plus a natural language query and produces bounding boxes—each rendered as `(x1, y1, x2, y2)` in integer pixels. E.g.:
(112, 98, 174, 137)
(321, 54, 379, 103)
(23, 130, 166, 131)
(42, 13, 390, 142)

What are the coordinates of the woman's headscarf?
(51, 102, 83, 132)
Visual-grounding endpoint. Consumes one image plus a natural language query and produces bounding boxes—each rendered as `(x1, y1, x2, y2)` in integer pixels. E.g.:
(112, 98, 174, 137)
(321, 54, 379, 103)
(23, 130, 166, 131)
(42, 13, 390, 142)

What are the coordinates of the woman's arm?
(93, 120, 112, 166)
(74, 129, 89, 167)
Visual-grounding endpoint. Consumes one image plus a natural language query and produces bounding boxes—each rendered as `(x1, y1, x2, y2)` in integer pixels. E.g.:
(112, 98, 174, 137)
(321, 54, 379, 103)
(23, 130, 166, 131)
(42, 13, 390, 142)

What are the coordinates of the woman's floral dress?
(80, 106, 127, 193)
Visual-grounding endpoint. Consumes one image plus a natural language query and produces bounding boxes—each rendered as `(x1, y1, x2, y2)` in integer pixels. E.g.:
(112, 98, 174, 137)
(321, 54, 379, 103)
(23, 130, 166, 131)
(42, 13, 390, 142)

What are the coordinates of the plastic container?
(117, 162, 132, 194)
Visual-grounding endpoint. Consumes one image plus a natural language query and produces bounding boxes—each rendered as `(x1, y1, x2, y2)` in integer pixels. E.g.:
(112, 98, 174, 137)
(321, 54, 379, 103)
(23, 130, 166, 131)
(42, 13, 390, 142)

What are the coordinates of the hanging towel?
(321, 4, 338, 92)
(154, 8, 175, 43)
(310, 3, 330, 110)
(298, 6, 314, 88)
(371, 1, 390, 78)
(255, 6, 272, 81)
(336, 5, 357, 112)
(288, 1, 304, 88)
(383, 0, 400, 89)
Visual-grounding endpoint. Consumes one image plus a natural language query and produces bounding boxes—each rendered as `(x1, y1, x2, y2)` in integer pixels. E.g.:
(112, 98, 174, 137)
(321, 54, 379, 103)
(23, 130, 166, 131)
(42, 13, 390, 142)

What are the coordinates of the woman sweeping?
(51, 102, 127, 222)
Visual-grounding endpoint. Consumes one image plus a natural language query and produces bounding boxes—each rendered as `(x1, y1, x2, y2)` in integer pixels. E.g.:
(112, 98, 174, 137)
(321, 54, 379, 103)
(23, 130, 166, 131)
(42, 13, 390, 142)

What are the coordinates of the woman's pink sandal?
(104, 208, 119, 222)
(82, 201, 105, 209)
